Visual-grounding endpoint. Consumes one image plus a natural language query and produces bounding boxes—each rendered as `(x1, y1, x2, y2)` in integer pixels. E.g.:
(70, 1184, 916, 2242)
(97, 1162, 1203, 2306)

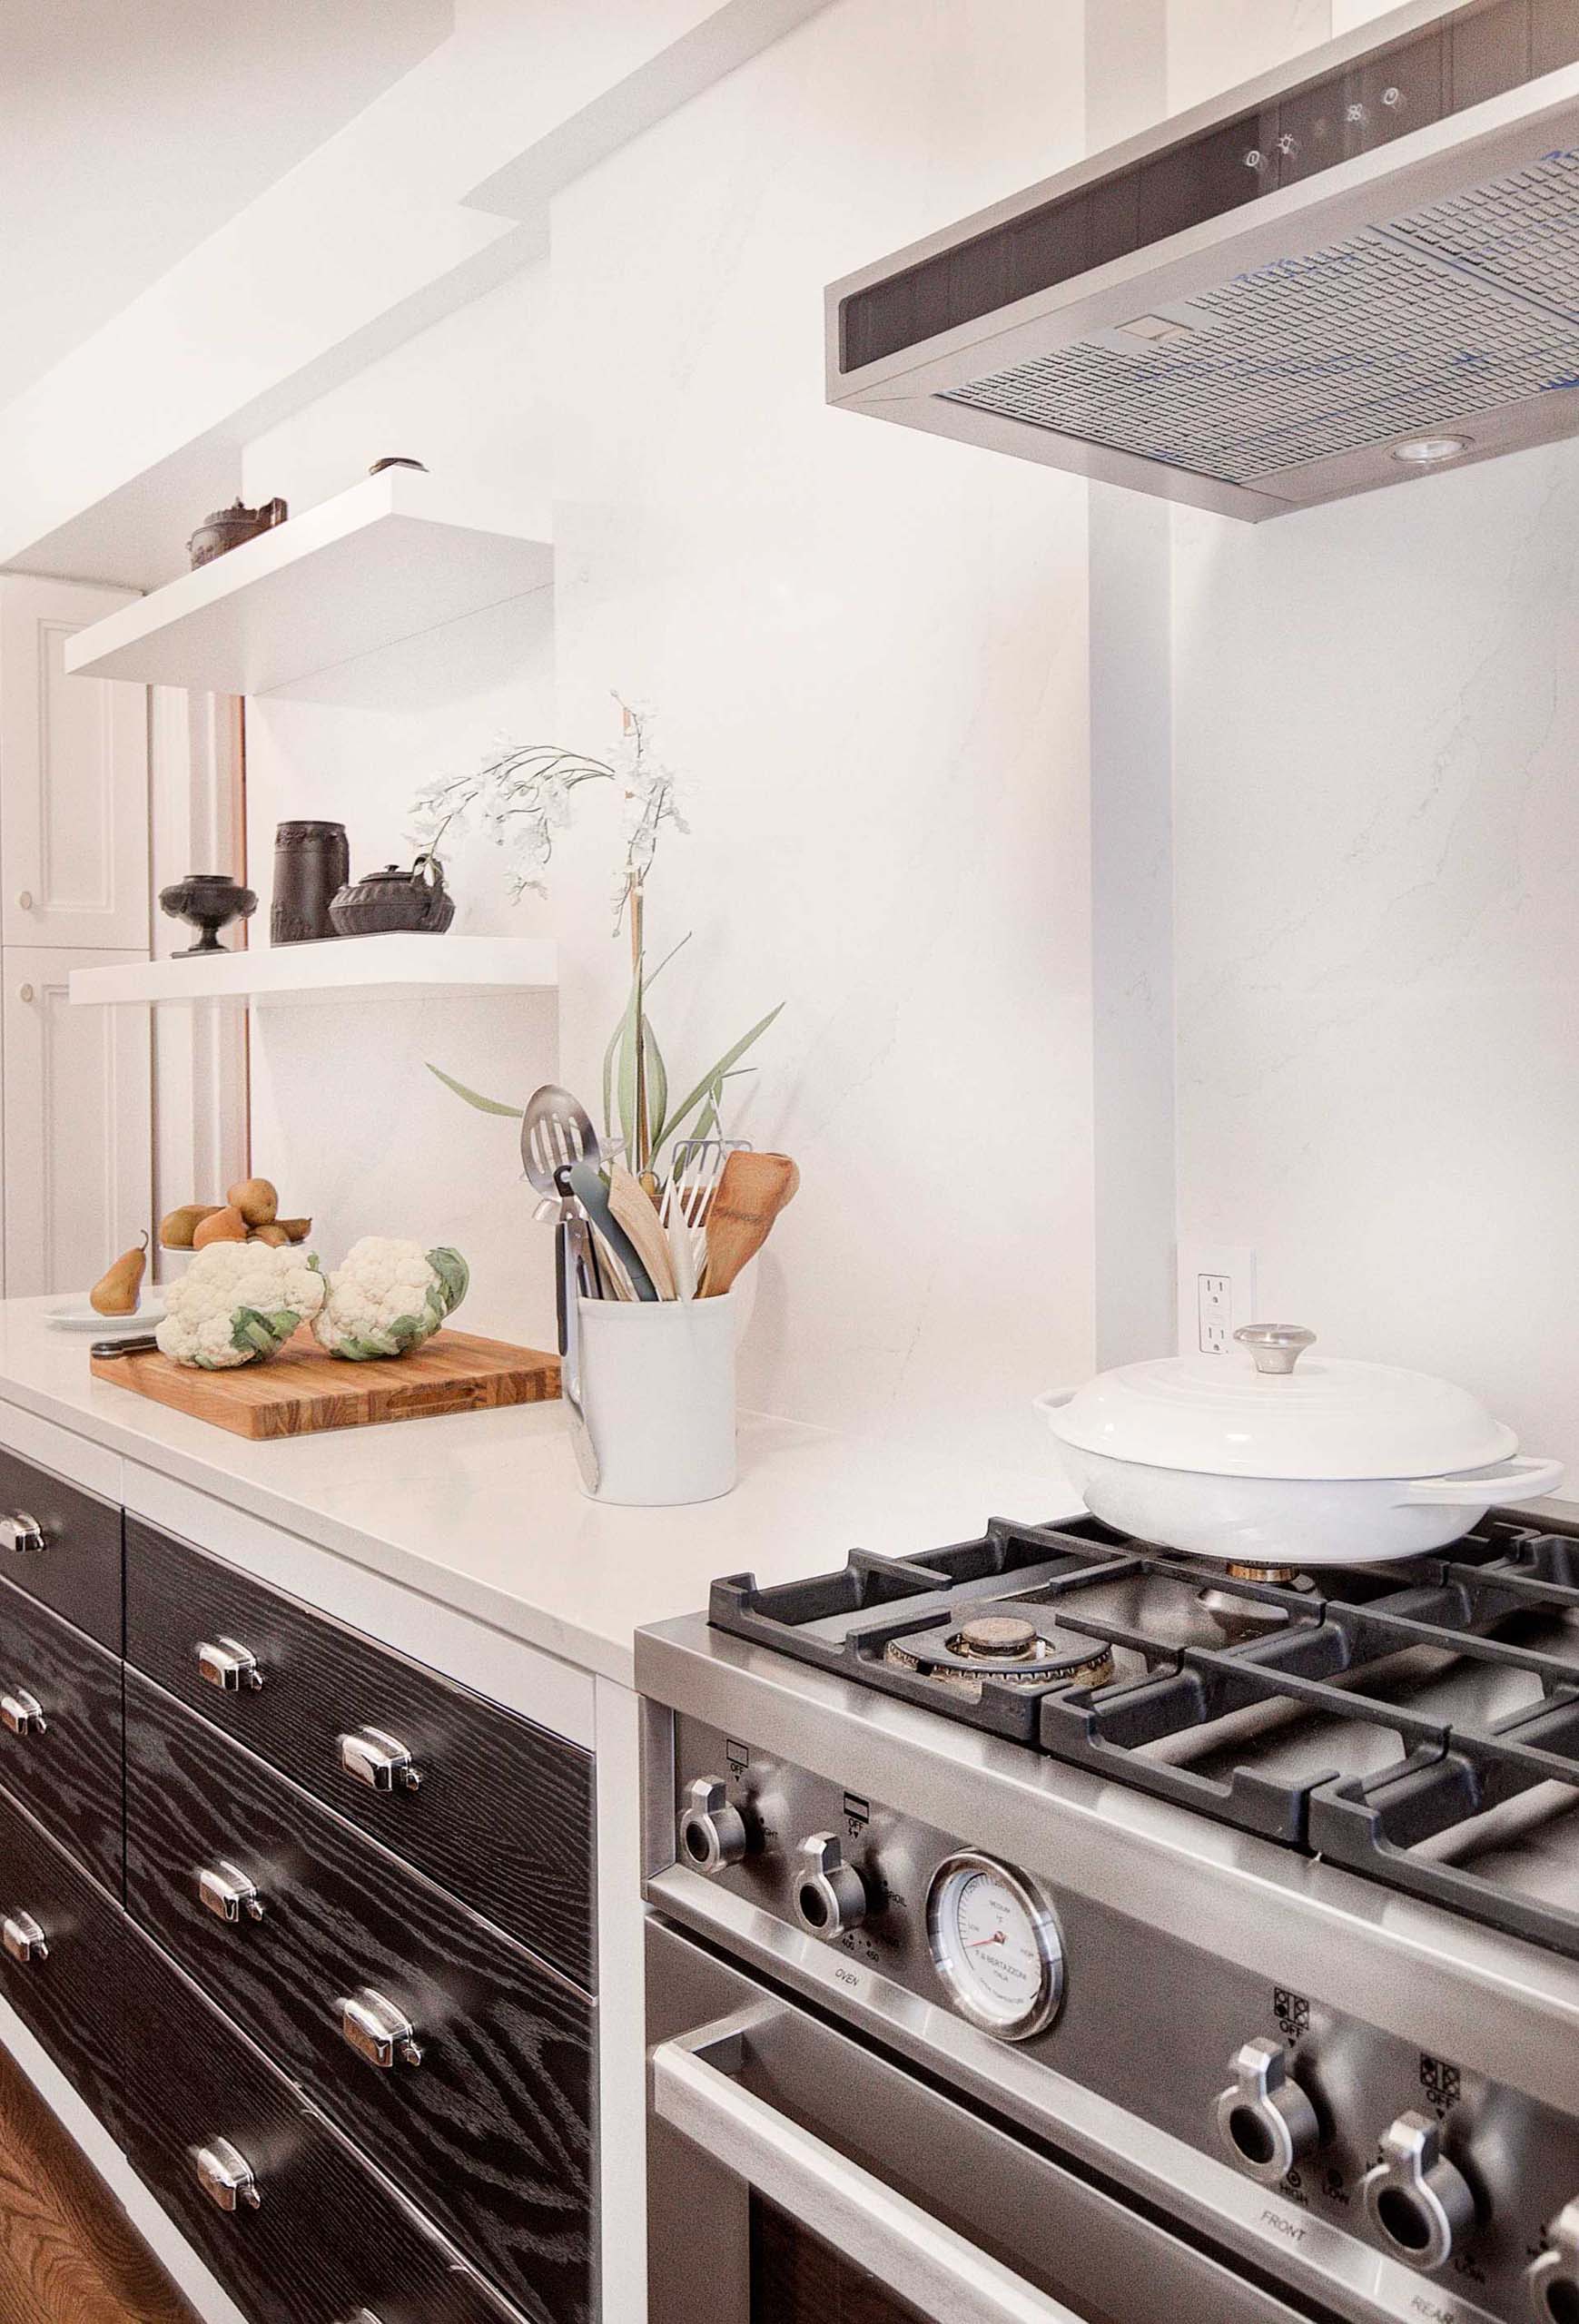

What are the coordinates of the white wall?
(1169, 0, 1579, 1477)
(240, 0, 1095, 1465)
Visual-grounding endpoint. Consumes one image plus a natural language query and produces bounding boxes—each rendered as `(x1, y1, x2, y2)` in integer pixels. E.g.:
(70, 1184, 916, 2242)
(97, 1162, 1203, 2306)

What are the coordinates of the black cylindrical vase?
(271, 822, 349, 944)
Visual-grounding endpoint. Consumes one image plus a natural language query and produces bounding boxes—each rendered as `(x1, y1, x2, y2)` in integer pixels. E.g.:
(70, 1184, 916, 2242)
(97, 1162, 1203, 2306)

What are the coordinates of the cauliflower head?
(155, 1242, 325, 1369)
(311, 1238, 469, 1361)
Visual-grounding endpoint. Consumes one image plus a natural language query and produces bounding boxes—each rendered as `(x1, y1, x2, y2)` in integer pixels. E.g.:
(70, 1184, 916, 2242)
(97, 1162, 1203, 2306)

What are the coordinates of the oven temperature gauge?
(925, 1852, 1065, 2041)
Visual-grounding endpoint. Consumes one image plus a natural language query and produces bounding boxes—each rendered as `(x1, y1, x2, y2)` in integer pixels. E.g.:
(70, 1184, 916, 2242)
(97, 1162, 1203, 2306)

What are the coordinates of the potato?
(227, 1177, 279, 1227)
(160, 1204, 222, 1250)
(192, 1206, 248, 1249)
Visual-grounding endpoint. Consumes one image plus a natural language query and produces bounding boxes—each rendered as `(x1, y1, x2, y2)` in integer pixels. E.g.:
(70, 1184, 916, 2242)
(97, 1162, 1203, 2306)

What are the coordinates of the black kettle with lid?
(329, 853, 455, 937)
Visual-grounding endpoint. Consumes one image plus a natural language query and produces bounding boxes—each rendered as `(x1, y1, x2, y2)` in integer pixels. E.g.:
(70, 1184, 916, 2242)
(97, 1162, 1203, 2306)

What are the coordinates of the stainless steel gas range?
(637, 1506, 1579, 2324)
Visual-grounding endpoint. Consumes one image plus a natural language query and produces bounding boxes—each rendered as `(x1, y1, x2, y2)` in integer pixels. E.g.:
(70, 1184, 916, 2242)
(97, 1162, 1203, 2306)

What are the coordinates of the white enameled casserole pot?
(1036, 1324, 1564, 1568)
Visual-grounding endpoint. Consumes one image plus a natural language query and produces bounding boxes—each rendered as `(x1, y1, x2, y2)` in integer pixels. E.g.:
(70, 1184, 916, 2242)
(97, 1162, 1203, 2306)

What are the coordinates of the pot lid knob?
(1234, 1324, 1317, 1376)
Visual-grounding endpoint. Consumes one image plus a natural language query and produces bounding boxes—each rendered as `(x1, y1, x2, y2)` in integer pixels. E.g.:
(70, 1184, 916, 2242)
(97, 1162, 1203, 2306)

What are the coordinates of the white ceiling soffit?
(0, 0, 453, 406)
(0, 0, 835, 586)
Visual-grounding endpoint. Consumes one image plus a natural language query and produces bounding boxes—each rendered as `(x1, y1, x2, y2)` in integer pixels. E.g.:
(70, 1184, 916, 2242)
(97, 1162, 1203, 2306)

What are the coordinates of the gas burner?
(1196, 1563, 1317, 1638)
(952, 1612, 1042, 1659)
(884, 1605, 1116, 1699)
(1226, 1561, 1304, 1587)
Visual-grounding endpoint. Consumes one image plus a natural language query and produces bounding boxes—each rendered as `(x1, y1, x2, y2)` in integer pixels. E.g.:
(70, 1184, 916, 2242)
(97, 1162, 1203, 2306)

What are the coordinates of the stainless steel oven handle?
(651, 2006, 1090, 2324)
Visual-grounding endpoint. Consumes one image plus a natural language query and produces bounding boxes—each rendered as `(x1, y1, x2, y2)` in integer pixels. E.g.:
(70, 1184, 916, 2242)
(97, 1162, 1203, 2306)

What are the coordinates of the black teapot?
(329, 853, 455, 937)
(186, 497, 288, 569)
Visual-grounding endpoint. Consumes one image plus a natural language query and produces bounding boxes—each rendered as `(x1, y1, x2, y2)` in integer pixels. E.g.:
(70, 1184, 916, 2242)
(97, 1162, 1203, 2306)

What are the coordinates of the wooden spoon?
(699, 1152, 800, 1296)
(607, 1162, 678, 1299)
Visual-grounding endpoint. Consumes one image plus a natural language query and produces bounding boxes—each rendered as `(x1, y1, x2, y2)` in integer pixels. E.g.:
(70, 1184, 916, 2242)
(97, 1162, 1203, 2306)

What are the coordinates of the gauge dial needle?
(968, 1931, 1007, 1947)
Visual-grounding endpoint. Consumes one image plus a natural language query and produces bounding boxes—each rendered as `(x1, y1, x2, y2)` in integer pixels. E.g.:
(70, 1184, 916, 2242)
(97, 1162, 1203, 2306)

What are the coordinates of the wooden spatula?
(699, 1152, 800, 1297)
(607, 1161, 678, 1299)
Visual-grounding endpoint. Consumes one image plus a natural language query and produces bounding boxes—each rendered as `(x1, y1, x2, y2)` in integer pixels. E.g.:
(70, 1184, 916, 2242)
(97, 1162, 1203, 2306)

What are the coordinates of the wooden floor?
(0, 2045, 200, 2324)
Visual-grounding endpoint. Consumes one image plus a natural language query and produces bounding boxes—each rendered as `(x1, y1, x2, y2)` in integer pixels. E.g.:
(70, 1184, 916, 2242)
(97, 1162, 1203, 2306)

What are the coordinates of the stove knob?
(1528, 2199, 1579, 2322)
(1214, 2037, 1319, 2185)
(676, 1777, 748, 1876)
(793, 1832, 868, 1941)
(1361, 2111, 1476, 2273)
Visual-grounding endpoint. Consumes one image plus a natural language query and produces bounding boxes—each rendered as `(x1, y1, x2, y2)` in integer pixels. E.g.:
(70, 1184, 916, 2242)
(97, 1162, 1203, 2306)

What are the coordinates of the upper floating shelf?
(69, 933, 558, 1009)
(62, 470, 554, 696)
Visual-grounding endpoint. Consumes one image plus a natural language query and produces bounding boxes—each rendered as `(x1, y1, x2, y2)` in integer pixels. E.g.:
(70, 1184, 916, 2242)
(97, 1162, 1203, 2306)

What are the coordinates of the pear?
(160, 1203, 222, 1250)
(192, 1206, 248, 1249)
(274, 1216, 312, 1245)
(249, 1223, 291, 1248)
(91, 1233, 148, 1316)
(227, 1177, 278, 1227)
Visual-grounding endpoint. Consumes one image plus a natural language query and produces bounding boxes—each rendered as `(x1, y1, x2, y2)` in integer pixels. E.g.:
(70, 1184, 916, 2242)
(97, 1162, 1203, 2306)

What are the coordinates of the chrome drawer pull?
(192, 2137, 262, 2212)
(2, 1912, 48, 1965)
(338, 1987, 422, 2070)
(334, 2312, 384, 2324)
(197, 1861, 265, 1925)
(0, 1689, 45, 1737)
(0, 1512, 44, 1554)
(339, 1726, 422, 1794)
(196, 1637, 263, 1693)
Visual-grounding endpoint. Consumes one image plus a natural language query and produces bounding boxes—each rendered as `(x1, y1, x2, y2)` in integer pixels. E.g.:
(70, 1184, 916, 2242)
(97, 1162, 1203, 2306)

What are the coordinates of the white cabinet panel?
(0, 577, 150, 950)
(4, 949, 152, 1297)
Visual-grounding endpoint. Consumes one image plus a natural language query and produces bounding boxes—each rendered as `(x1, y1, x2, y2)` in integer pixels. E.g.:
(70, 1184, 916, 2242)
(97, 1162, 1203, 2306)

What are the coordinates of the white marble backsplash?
(242, 0, 1098, 1476)
(1173, 438, 1579, 1472)
(235, 0, 1579, 1489)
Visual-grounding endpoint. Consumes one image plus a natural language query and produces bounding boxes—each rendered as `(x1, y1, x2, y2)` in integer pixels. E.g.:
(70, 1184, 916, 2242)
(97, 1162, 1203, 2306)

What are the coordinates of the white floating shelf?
(69, 934, 558, 1009)
(61, 470, 554, 696)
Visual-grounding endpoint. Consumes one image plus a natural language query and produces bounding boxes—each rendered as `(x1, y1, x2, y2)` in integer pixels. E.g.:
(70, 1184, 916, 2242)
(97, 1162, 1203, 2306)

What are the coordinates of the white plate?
(48, 1297, 165, 1335)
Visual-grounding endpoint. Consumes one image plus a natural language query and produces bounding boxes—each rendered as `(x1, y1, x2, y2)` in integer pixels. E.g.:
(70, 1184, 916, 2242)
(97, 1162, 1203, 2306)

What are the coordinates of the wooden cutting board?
(91, 1327, 561, 1441)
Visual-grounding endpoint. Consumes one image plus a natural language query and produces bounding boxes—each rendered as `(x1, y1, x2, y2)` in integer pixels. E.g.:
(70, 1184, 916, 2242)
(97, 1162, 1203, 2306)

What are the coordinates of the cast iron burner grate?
(709, 1508, 1579, 1965)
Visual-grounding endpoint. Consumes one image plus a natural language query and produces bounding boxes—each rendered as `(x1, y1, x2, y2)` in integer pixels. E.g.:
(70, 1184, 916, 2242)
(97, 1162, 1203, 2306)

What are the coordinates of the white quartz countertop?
(0, 1298, 1079, 1687)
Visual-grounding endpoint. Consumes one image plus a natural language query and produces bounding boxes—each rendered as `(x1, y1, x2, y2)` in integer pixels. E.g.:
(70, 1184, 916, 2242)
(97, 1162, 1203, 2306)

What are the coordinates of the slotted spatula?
(520, 1086, 600, 1487)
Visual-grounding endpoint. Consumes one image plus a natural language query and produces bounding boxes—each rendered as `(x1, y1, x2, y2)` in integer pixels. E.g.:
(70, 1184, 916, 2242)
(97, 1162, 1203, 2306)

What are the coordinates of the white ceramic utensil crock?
(1036, 1324, 1564, 1567)
(576, 1285, 743, 1506)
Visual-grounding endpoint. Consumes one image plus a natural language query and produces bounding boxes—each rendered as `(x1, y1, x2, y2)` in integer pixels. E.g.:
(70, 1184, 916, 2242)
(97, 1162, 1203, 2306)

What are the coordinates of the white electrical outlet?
(1176, 1245, 1258, 1357)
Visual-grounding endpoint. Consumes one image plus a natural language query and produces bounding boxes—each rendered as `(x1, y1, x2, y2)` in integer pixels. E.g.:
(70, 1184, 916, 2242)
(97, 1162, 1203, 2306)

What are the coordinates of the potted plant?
(415, 696, 782, 1168)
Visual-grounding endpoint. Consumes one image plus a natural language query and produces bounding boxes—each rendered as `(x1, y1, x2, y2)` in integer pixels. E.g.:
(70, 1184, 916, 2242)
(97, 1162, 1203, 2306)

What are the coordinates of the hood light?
(1391, 434, 1471, 464)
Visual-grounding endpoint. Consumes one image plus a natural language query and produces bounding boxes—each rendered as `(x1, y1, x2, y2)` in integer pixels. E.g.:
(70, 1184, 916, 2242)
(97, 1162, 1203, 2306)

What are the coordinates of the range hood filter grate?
(942, 148, 1579, 487)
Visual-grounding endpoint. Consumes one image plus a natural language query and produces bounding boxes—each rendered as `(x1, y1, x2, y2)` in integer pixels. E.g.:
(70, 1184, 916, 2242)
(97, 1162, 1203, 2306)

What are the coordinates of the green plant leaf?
(643, 932, 692, 990)
(613, 959, 643, 1156)
(645, 1012, 670, 1154)
(601, 1012, 620, 1144)
(605, 933, 689, 1147)
(659, 1004, 785, 1149)
(426, 1064, 522, 1118)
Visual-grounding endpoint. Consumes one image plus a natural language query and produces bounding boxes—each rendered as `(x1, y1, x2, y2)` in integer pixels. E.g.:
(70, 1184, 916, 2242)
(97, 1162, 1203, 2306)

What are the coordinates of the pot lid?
(1048, 1324, 1517, 1482)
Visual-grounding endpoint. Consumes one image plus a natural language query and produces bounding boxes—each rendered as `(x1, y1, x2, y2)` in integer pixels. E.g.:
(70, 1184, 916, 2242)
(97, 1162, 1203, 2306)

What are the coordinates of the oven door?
(647, 1919, 1337, 2324)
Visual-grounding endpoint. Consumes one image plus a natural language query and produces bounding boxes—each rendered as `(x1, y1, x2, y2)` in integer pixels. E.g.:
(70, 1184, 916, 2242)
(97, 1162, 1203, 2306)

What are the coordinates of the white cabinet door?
(0, 577, 150, 950)
(3, 950, 152, 1297)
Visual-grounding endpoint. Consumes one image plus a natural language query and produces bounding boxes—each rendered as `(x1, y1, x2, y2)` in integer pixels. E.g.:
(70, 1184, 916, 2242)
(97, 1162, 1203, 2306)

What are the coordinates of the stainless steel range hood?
(826, 0, 1579, 519)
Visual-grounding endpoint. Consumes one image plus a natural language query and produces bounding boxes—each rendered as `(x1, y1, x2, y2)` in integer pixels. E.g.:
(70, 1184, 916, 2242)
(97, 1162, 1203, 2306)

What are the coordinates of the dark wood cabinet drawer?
(0, 1783, 122, 2127)
(0, 1444, 121, 1651)
(125, 1519, 594, 1988)
(121, 1924, 521, 2324)
(0, 1574, 123, 1895)
(125, 1671, 593, 2324)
